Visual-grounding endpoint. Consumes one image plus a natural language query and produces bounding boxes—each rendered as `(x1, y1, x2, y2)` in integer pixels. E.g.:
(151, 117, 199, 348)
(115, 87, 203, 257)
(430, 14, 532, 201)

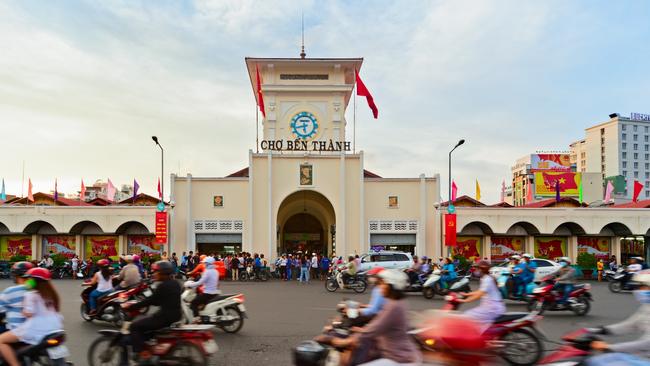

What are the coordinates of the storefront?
(369, 234, 416, 255)
(196, 233, 242, 256)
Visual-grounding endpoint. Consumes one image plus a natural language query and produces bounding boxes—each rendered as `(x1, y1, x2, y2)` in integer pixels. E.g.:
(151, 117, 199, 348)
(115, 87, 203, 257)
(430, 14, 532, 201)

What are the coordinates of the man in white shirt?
(310, 253, 319, 280)
(185, 257, 220, 318)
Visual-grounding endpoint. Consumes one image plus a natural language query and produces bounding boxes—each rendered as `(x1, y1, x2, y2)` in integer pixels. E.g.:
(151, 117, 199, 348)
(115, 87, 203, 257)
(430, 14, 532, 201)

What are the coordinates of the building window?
(646, 163, 649, 170)
(646, 145, 649, 151)
(623, 161, 627, 168)
(623, 170, 628, 176)
(646, 153, 649, 160)
(645, 135, 649, 142)
(622, 125, 627, 131)
(634, 153, 639, 159)
(634, 162, 639, 169)
(634, 171, 639, 178)
(623, 152, 627, 159)
(634, 134, 638, 141)
(646, 181, 650, 188)
(601, 138, 605, 145)
(622, 133, 627, 140)
(645, 126, 649, 133)
(634, 125, 638, 132)
(634, 143, 639, 150)
(646, 172, 649, 179)
(623, 143, 627, 149)
(646, 190, 649, 197)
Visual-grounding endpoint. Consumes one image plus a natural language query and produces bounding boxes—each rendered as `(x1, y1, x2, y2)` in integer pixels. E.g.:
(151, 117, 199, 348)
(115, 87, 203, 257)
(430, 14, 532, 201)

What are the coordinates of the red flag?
(444, 214, 457, 246)
(633, 180, 643, 202)
(80, 180, 86, 201)
(454, 238, 480, 261)
(451, 180, 458, 201)
(256, 65, 265, 118)
(542, 172, 578, 190)
(355, 69, 378, 119)
(157, 178, 162, 199)
(7, 238, 32, 257)
(536, 239, 565, 260)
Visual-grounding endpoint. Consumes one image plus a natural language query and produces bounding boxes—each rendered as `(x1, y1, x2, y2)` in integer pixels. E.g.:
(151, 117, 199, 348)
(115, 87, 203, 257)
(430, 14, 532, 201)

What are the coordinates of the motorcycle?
(239, 266, 270, 282)
(422, 269, 470, 299)
(80, 278, 149, 326)
(55, 262, 73, 279)
(497, 268, 536, 302)
(325, 267, 367, 293)
(0, 313, 71, 366)
(180, 286, 246, 333)
(87, 318, 217, 366)
(403, 270, 428, 293)
(608, 268, 642, 293)
(413, 292, 544, 366)
(526, 276, 592, 316)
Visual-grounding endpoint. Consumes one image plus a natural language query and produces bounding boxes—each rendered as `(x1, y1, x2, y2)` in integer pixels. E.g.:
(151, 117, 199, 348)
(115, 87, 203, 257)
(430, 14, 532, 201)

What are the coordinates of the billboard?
(534, 172, 581, 197)
(85, 236, 119, 260)
(530, 154, 572, 172)
(0, 236, 32, 260)
(452, 236, 482, 262)
(490, 237, 524, 262)
(577, 237, 610, 260)
(534, 237, 568, 260)
(127, 235, 163, 255)
(42, 235, 76, 258)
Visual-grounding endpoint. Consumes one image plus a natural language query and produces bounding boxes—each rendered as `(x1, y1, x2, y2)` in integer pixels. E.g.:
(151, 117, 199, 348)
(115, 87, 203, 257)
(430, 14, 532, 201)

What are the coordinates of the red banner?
(453, 237, 481, 261)
(444, 214, 457, 246)
(155, 211, 168, 244)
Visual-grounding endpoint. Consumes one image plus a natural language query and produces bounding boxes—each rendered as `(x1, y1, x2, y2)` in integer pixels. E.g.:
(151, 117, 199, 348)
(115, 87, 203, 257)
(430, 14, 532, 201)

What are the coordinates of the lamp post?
(448, 139, 465, 204)
(152, 136, 164, 202)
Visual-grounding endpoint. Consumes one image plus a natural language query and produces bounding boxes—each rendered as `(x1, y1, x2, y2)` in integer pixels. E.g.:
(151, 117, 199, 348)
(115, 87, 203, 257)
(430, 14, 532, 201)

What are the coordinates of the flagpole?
(256, 99, 259, 153)
(353, 79, 357, 154)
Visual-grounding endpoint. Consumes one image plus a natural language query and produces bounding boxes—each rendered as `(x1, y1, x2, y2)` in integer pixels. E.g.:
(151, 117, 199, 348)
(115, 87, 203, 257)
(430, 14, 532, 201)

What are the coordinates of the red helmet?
(11, 261, 35, 277)
(367, 266, 385, 276)
(97, 259, 110, 267)
(24, 267, 52, 281)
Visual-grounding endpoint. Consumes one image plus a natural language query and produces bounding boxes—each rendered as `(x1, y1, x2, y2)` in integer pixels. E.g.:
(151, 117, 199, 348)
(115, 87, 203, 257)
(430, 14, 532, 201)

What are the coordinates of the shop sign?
(155, 211, 168, 244)
(630, 112, 650, 122)
(260, 139, 351, 152)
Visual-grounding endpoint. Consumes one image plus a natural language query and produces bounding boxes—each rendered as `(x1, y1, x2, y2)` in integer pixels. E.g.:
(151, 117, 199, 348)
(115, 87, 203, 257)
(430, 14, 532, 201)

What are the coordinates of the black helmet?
(11, 261, 34, 277)
(292, 341, 328, 366)
(151, 260, 174, 275)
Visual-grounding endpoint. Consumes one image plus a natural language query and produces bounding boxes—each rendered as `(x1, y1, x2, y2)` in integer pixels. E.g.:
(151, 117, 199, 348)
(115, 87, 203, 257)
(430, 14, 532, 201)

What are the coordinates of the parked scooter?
(608, 268, 642, 293)
(325, 267, 367, 293)
(181, 286, 247, 333)
(497, 268, 536, 302)
(526, 275, 592, 316)
(422, 269, 470, 299)
(0, 313, 71, 365)
(55, 262, 73, 279)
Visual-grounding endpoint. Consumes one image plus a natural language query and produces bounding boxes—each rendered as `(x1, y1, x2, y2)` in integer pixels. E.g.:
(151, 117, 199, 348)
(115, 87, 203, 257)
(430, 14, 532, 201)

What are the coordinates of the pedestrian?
(170, 253, 178, 276)
(597, 258, 604, 282)
(300, 255, 310, 284)
(286, 254, 293, 281)
(230, 254, 239, 281)
(319, 255, 330, 280)
(161, 251, 169, 261)
(280, 255, 287, 280)
(180, 251, 188, 271)
(609, 255, 618, 271)
(224, 254, 231, 281)
(71, 255, 79, 280)
(253, 254, 262, 279)
(186, 251, 195, 271)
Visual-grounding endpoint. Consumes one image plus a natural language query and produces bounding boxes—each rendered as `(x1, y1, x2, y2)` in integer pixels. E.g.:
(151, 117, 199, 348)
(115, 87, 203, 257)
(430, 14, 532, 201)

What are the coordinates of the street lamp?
(448, 139, 465, 204)
(152, 136, 164, 202)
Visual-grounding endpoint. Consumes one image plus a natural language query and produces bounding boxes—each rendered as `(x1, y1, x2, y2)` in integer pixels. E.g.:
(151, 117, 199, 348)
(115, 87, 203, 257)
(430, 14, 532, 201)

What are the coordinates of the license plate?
(143, 289, 153, 297)
(203, 339, 218, 354)
(47, 345, 70, 359)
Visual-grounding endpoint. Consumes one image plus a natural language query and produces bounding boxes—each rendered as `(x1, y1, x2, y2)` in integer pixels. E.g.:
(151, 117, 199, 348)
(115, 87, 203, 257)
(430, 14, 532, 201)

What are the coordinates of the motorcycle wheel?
(572, 296, 591, 316)
(499, 328, 542, 366)
(166, 341, 207, 366)
(608, 281, 622, 293)
(219, 306, 244, 333)
(80, 303, 93, 322)
(353, 280, 367, 294)
(325, 279, 338, 292)
(423, 287, 435, 299)
(527, 299, 545, 315)
(87, 335, 123, 366)
(433, 281, 444, 295)
(239, 272, 249, 282)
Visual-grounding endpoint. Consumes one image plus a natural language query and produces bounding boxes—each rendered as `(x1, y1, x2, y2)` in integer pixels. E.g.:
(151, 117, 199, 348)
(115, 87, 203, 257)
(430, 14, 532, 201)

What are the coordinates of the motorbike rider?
(521, 253, 537, 293)
(458, 260, 506, 332)
(0, 262, 35, 332)
(339, 256, 358, 286)
(88, 259, 114, 315)
(0, 268, 63, 366)
(133, 255, 145, 278)
(587, 270, 650, 364)
(331, 269, 422, 366)
(116, 255, 141, 290)
(553, 257, 576, 306)
(185, 256, 220, 319)
(39, 254, 54, 269)
(121, 261, 182, 363)
(440, 257, 457, 289)
(511, 255, 527, 298)
(405, 256, 421, 285)
(187, 255, 208, 278)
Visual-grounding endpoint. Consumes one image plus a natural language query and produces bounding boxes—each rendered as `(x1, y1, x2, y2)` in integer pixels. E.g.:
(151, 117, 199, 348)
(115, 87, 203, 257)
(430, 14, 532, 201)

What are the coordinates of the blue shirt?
(320, 257, 330, 270)
(443, 264, 457, 279)
(514, 262, 528, 279)
(524, 261, 537, 282)
(360, 286, 385, 317)
(0, 285, 27, 330)
(254, 258, 262, 268)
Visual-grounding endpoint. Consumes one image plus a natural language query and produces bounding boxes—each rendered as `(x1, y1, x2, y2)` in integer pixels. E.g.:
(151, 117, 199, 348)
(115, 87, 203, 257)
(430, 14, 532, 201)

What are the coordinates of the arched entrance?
(277, 190, 335, 256)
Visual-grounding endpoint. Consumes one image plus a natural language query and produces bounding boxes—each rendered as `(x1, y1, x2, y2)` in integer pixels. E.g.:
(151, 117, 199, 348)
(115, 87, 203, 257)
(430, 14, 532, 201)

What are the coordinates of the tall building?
(578, 113, 650, 200)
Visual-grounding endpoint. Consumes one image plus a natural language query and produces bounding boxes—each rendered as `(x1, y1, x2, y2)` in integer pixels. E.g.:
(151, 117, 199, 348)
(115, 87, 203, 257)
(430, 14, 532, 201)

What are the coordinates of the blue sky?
(2, 0, 650, 202)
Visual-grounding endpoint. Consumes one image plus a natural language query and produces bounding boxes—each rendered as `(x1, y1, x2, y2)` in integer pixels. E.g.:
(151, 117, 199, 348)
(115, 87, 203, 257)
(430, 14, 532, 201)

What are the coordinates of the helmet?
(510, 255, 521, 260)
(558, 257, 571, 264)
(633, 270, 650, 286)
(24, 267, 52, 281)
(151, 260, 174, 275)
(124, 255, 134, 262)
(11, 261, 34, 277)
(200, 255, 207, 261)
(292, 341, 329, 366)
(367, 266, 385, 276)
(97, 259, 110, 268)
(522, 253, 532, 259)
(132, 255, 140, 262)
(378, 269, 409, 291)
(422, 256, 428, 260)
(203, 257, 215, 265)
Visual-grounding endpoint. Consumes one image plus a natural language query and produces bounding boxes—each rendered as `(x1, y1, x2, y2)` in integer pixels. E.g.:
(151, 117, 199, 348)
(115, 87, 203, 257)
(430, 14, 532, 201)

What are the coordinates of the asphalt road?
(0, 278, 640, 365)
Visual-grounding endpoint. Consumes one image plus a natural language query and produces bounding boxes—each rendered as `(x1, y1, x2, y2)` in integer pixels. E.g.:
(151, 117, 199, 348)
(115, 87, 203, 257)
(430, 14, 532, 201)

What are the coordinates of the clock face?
(290, 112, 319, 140)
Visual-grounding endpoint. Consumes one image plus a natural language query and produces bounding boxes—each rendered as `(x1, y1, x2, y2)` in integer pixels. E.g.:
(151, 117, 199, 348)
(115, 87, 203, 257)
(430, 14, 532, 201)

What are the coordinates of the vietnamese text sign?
(261, 139, 351, 152)
(155, 211, 168, 244)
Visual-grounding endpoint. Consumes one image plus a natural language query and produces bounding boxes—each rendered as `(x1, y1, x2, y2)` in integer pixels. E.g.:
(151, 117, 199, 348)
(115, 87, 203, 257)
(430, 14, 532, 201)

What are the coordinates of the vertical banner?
(155, 211, 168, 244)
(0, 236, 32, 260)
(452, 236, 482, 261)
(490, 237, 525, 262)
(127, 235, 162, 255)
(42, 235, 76, 258)
(534, 237, 568, 260)
(85, 236, 119, 260)
(577, 237, 610, 260)
(444, 214, 457, 246)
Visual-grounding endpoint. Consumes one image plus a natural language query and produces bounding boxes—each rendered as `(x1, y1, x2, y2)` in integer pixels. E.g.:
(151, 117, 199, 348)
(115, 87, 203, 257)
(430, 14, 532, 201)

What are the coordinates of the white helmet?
(633, 270, 650, 286)
(522, 253, 532, 259)
(204, 257, 215, 265)
(510, 255, 521, 260)
(378, 269, 408, 291)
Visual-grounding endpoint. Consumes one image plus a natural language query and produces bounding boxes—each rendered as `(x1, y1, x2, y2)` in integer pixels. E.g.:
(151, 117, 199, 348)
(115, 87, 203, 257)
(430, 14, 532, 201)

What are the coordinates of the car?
(358, 251, 414, 272)
(489, 258, 561, 283)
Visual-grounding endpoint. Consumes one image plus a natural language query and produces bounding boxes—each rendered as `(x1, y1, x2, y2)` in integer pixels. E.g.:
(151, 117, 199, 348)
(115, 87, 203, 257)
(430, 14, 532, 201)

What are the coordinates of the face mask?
(24, 278, 36, 290)
(634, 290, 650, 304)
